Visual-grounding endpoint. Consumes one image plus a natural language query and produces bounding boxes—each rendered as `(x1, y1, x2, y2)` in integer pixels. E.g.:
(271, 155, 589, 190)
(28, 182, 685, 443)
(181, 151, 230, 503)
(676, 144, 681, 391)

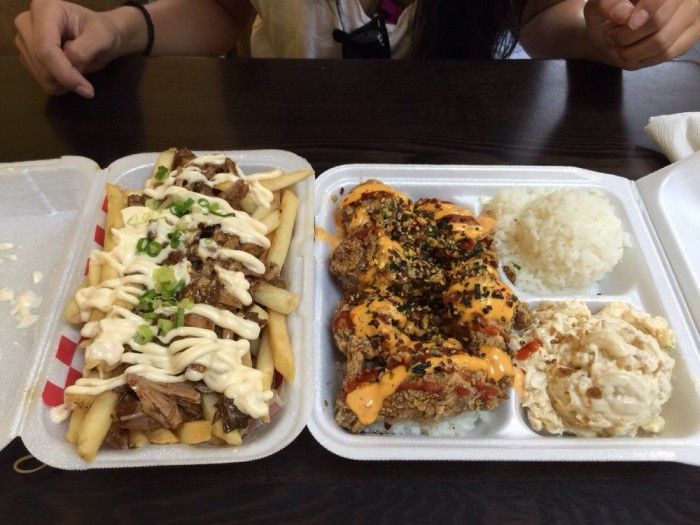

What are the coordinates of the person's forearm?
(520, 0, 602, 61)
(104, 0, 253, 58)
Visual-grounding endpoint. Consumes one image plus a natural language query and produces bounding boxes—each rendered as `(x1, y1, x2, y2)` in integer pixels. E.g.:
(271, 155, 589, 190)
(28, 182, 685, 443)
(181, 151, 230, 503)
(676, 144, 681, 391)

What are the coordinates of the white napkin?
(645, 112, 700, 162)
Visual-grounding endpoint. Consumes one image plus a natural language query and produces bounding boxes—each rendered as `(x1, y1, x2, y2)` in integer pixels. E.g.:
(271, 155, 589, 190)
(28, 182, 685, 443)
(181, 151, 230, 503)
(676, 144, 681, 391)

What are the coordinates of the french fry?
(252, 205, 272, 221)
(259, 169, 313, 191)
(129, 430, 150, 449)
(64, 392, 96, 409)
(267, 311, 294, 382)
(146, 428, 179, 444)
(104, 183, 125, 251)
(201, 393, 243, 445)
(266, 190, 298, 271)
(238, 194, 258, 215)
(65, 407, 88, 444)
(64, 298, 82, 324)
(256, 330, 274, 391)
(253, 282, 300, 314)
(201, 393, 218, 422)
(260, 209, 282, 233)
(242, 351, 253, 368)
(64, 276, 88, 323)
(87, 258, 101, 287)
(218, 429, 242, 446)
(176, 421, 212, 444)
(152, 147, 176, 178)
(77, 390, 118, 462)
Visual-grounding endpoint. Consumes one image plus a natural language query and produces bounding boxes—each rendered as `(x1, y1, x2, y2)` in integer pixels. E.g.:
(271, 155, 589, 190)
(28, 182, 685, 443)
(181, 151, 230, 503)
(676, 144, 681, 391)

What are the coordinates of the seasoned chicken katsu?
(331, 181, 524, 433)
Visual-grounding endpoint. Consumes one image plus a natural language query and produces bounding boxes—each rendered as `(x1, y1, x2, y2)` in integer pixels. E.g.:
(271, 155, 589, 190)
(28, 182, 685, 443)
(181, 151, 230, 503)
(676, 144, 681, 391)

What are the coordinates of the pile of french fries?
(62, 149, 312, 461)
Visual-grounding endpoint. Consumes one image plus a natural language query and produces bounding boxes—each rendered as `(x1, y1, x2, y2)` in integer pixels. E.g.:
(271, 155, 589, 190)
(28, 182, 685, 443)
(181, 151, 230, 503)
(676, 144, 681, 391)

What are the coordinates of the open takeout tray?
(1, 150, 698, 468)
(0, 150, 315, 469)
(308, 154, 700, 465)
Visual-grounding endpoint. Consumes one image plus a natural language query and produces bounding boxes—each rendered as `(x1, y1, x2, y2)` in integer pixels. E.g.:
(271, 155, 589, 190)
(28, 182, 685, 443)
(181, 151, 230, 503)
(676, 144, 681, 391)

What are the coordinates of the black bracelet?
(122, 1, 154, 57)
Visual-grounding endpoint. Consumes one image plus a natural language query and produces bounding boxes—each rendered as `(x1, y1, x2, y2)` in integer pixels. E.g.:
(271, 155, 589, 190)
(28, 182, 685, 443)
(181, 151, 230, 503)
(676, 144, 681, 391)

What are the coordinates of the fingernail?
(611, 2, 634, 23)
(628, 9, 650, 30)
(75, 84, 94, 99)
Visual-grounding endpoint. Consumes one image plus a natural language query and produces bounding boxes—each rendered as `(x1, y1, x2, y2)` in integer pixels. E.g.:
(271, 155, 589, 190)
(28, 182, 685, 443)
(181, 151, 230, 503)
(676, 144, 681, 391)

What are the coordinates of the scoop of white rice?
(364, 411, 491, 437)
(483, 189, 630, 294)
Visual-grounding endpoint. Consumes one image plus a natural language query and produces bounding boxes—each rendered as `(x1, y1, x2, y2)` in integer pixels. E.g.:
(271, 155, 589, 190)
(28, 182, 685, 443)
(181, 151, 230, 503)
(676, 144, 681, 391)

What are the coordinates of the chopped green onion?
(197, 198, 210, 209)
(167, 230, 182, 249)
(136, 237, 149, 253)
(142, 311, 157, 321)
(138, 289, 157, 306)
(154, 166, 170, 181)
(170, 198, 195, 217)
(157, 318, 173, 335)
(176, 307, 185, 328)
(145, 241, 162, 257)
(161, 279, 185, 299)
(208, 202, 219, 213)
(135, 324, 155, 344)
(154, 266, 175, 285)
(474, 283, 482, 299)
(178, 298, 194, 309)
(513, 263, 522, 270)
(172, 279, 185, 295)
(145, 198, 159, 210)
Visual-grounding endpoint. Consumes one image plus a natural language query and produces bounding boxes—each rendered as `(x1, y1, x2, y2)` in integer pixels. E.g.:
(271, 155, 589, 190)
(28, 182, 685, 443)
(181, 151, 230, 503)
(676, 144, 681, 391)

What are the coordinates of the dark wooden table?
(1, 55, 699, 524)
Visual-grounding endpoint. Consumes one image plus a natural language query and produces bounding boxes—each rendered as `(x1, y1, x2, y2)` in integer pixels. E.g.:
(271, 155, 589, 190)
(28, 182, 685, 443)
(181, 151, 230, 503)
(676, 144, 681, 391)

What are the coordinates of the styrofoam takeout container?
(0, 150, 314, 469)
(309, 153, 700, 465)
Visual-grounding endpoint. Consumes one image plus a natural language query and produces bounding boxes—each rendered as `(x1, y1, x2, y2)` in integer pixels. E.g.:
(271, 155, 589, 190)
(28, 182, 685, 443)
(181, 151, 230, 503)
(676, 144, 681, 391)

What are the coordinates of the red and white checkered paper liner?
(42, 194, 285, 430)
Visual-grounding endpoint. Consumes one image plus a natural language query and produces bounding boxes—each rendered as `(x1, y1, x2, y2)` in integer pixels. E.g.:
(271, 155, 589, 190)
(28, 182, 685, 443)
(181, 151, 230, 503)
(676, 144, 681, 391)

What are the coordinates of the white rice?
(364, 411, 491, 437)
(483, 188, 631, 294)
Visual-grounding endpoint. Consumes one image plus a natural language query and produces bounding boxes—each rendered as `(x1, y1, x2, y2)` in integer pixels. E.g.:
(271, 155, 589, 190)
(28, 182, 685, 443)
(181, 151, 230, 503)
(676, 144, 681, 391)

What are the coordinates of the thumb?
(591, 0, 636, 25)
(63, 21, 114, 75)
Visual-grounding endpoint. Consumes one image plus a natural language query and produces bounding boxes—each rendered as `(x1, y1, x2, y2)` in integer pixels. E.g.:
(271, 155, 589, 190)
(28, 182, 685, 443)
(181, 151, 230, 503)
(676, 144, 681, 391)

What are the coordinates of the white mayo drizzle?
(50, 403, 71, 424)
(149, 154, 276, 208)
(66, 154, 279, 420)
(215, 266, 252, 305)
(68, 327, 272, 418)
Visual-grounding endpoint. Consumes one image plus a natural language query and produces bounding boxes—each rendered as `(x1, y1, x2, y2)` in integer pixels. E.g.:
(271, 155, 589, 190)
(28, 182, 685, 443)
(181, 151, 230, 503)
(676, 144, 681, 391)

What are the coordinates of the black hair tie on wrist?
(122, 1, 154, 56)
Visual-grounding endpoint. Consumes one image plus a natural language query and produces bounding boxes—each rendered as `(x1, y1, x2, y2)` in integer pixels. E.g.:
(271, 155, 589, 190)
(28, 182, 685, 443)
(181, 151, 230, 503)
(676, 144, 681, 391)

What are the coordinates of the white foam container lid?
(0, 150, 315, 469)
(309, 153, 700, 465)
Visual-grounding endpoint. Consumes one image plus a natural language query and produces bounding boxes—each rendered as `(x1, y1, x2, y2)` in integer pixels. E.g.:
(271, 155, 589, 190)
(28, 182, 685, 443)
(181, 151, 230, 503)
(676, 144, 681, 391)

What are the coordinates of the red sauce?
(455, 386, 470, 397)
(332, 310, 353, 331)
(343, 368, 384, 398)
(397, 379, 445, 396)
(515, 338, 542, 360)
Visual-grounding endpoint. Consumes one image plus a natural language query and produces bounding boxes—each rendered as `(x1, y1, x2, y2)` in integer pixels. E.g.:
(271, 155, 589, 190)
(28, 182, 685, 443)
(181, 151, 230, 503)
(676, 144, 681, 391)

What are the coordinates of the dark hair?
(411, 0, 524, 59)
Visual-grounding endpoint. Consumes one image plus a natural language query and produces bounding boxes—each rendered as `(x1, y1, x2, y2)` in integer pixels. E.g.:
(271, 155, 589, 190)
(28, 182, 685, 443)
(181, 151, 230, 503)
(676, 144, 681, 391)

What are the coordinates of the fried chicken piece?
(330, 224, 445, 300)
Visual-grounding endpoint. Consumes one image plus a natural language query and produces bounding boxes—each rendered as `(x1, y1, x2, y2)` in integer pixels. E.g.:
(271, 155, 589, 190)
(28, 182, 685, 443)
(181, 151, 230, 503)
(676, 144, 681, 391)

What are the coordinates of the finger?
(638, 21, 700, 66)
(606, 0, 681, 45)
(617, 0, 698, 63)
(62, 22, 111, 72)
(15, 32, 61, 94)
(594, 0, 636, 25)
(31, 1, 94, 96)
(626, 0, 671, 30)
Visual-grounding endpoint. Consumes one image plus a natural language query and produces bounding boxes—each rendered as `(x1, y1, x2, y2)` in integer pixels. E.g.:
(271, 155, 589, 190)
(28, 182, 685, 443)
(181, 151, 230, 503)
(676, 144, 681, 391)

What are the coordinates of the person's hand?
(584, 0, 700, 69)
(14, 0, 127, 97)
